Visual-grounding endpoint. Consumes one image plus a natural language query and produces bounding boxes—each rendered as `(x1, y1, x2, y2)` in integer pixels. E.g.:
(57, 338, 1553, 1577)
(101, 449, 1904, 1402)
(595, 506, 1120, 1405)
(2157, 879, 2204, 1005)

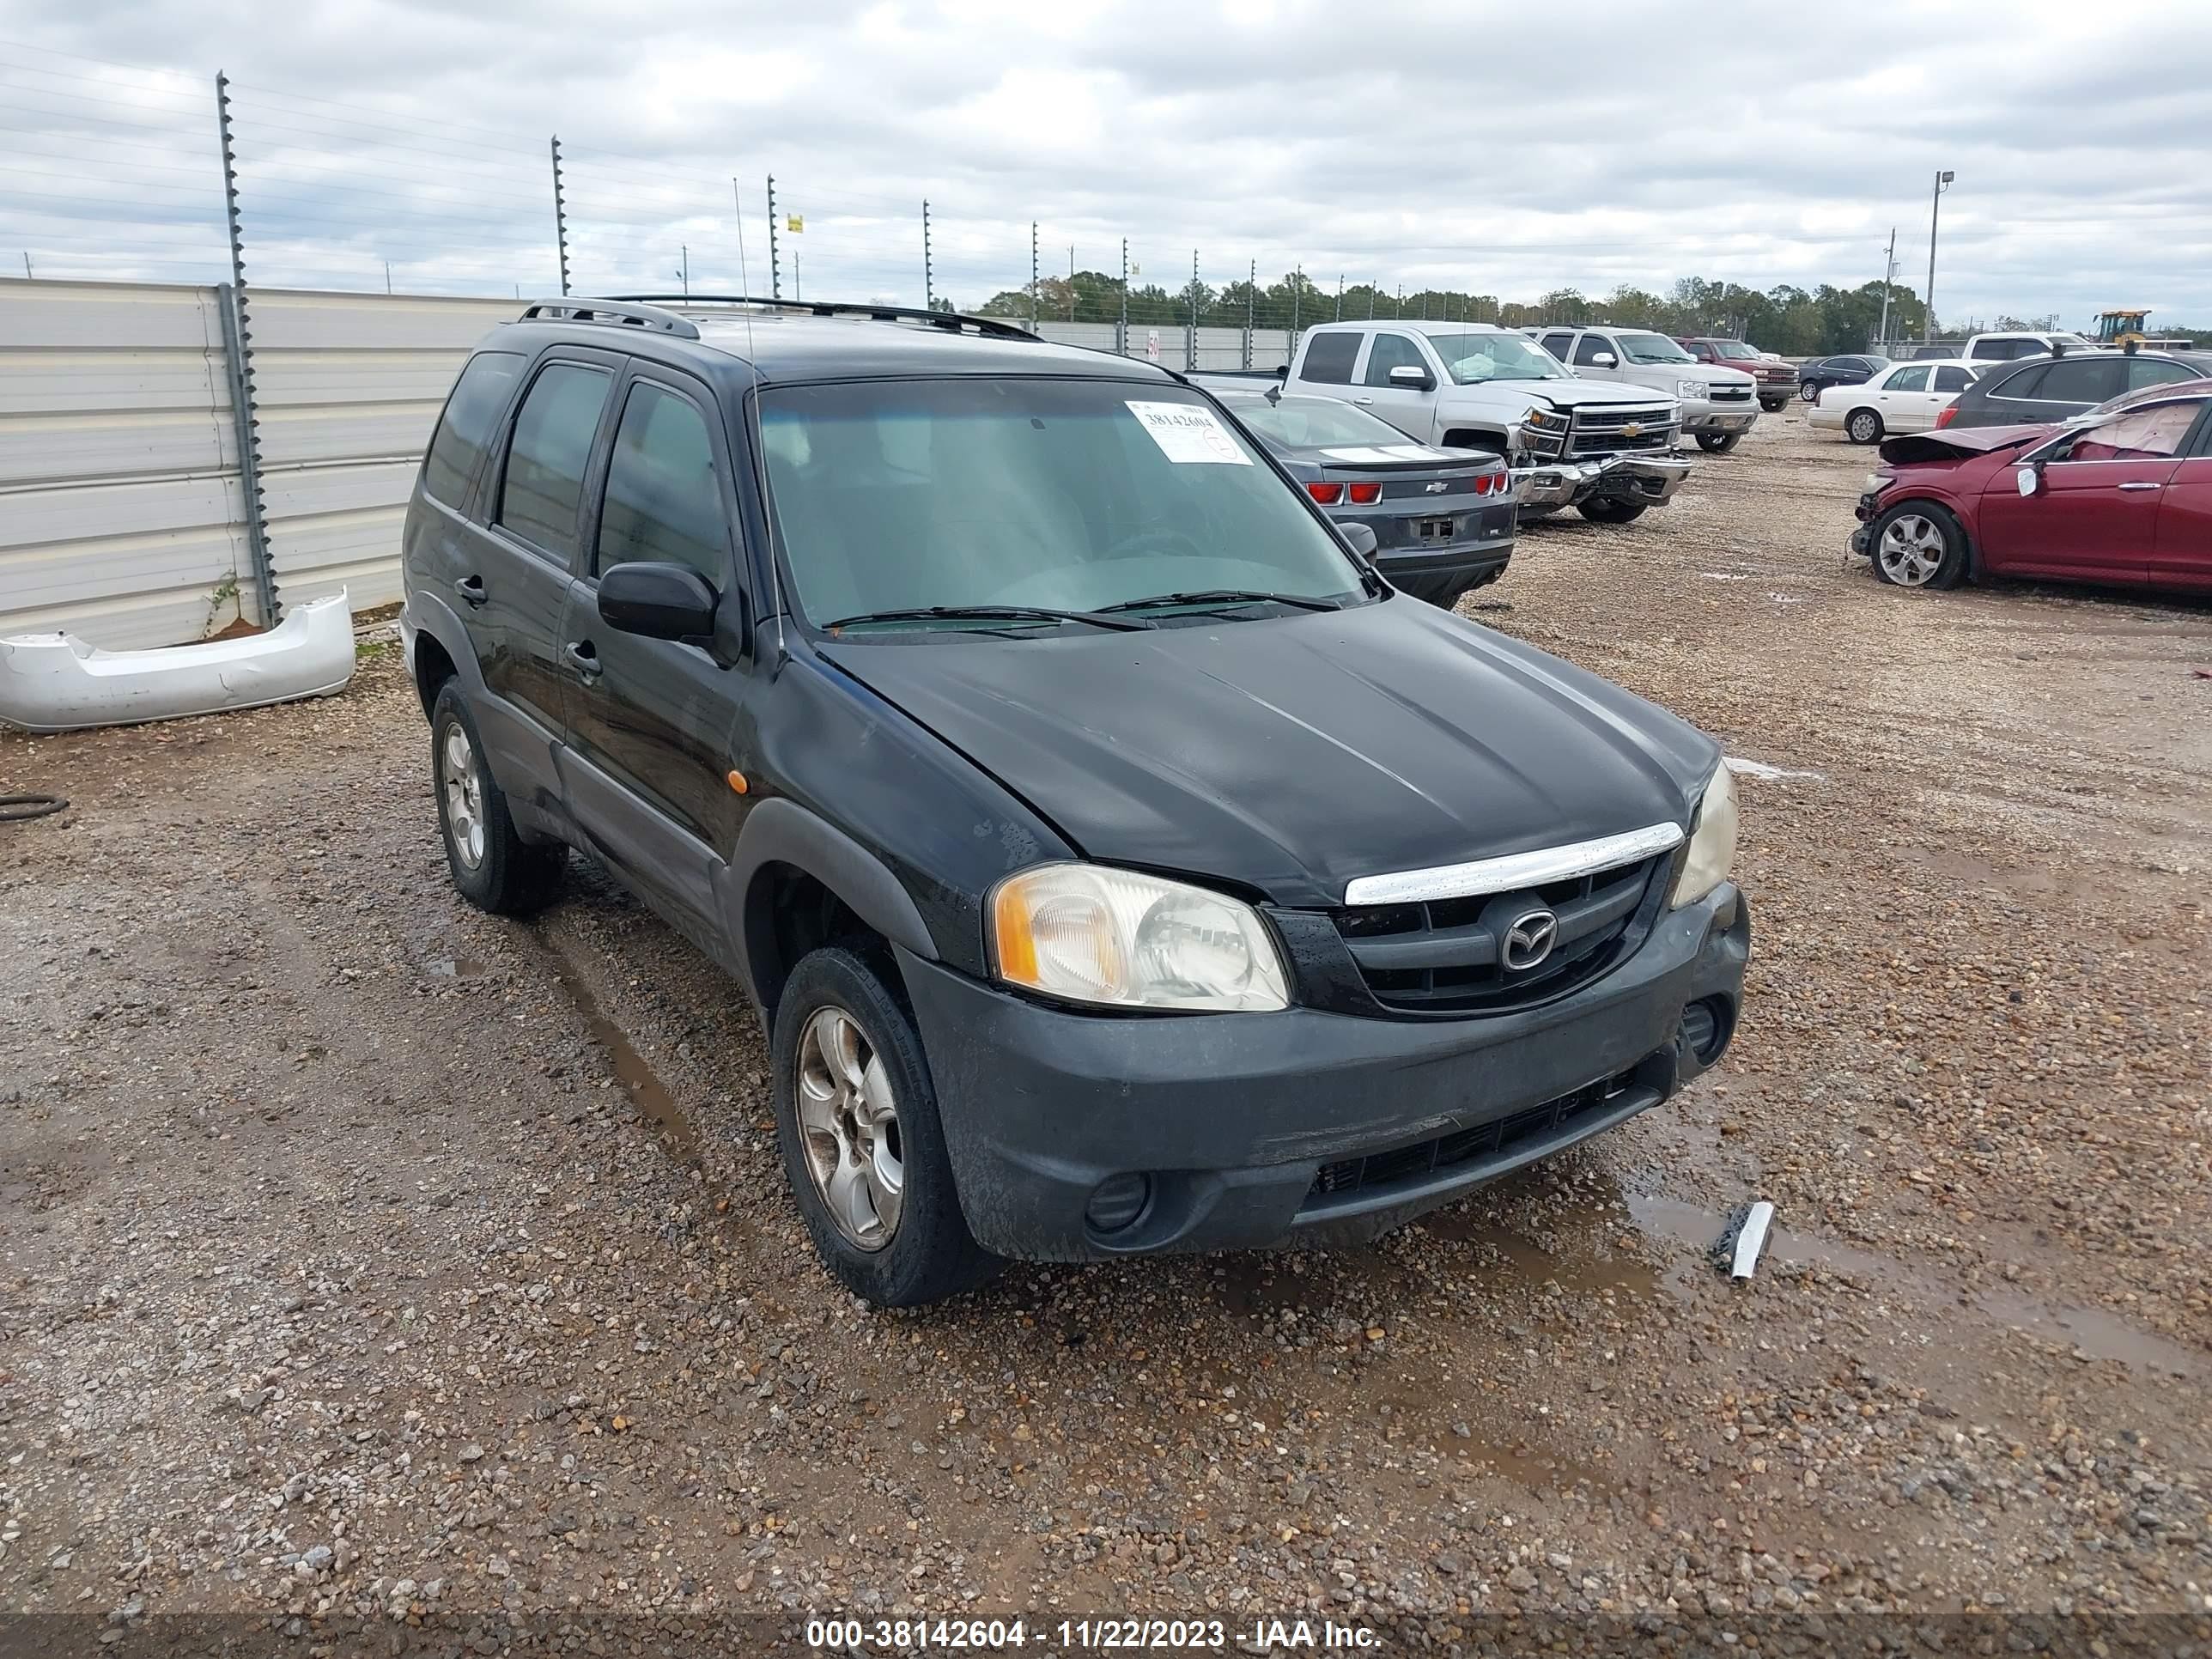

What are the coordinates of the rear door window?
(595, 380, 731, 586)
(1991, 364, 2049, 400)
(1539, 331, 1575, 360)
(422, 350, 524, 508)
(497, 362, 612, 562)
(1298, 331, 1361, 385)
(2034, 357, 2125, 406)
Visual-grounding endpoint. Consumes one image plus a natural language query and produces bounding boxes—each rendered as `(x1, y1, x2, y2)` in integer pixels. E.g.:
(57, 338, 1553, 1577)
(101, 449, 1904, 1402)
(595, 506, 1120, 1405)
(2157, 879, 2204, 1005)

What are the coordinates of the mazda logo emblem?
(1502, 908, 1559, 971)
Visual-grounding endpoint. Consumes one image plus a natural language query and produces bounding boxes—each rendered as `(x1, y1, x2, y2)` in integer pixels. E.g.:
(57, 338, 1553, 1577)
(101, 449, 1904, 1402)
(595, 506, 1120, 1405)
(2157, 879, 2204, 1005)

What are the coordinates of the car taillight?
(1936, 406, 1958, 428)
(1306, 481, 1344, 505)
(1473, 472, 1500, 495)
(1346, 482, 1382, 505)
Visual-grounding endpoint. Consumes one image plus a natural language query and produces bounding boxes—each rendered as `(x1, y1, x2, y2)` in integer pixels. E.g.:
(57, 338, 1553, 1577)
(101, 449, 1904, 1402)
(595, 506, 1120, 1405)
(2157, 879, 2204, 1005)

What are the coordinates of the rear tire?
(1696, 431, 1741, 453)
(1869, 501, 1968, 591)
(1759, 396, 1789, 413)
(1845, 408, 1884, 444)
(1577, 498, 1647, 525)
(770, 946, 1000, 1308)
(1799, 381, 1820, 402)
(431, 682, 564, 915)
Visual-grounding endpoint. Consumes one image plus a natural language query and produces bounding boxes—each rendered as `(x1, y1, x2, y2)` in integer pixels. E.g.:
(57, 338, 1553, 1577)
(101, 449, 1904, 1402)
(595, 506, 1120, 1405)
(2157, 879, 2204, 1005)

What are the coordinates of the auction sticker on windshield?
(1126, 401, 1251, 465)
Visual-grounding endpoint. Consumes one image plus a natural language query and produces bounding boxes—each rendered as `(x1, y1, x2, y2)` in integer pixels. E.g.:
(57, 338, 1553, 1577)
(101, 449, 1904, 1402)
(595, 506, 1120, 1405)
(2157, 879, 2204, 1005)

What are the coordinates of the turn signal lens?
(989, 864, 1290, 1012)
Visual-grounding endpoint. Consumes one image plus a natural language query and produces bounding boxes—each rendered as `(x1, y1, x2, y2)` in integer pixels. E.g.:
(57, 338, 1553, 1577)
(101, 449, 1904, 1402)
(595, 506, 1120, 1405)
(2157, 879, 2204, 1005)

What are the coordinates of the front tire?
(430, 682, 564, 915)
(1578, 497, 1647, 525)
(1869, 502, 1968, 590)
(770, 946, 1000, 1307)
(1845, 408, 1885, 445)
(1799, 381, 1820, 402)
(1759, 396, 1789, 413)
(1696, 431, 1741, 454)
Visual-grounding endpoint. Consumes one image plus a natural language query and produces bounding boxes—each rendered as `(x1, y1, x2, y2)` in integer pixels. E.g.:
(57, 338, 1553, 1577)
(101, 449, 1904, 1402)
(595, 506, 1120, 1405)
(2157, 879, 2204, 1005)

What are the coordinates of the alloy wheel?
(1848, 411, 1880, 443)
(441, 723, 486, 869)
(1877, 514, 1948, 586)
(795, 1006, 904, 1250)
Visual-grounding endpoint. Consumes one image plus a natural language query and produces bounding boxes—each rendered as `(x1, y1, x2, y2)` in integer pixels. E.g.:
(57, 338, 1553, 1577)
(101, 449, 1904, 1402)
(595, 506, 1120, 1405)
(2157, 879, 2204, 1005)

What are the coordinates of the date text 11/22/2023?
(804, 1617, 1382, 1650)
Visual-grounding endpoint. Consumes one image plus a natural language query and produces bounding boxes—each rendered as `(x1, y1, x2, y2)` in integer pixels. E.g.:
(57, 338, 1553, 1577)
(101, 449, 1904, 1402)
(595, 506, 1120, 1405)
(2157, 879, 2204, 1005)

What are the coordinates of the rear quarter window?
(1298, 332, 1361, 385)
(422, 350, 525, 507)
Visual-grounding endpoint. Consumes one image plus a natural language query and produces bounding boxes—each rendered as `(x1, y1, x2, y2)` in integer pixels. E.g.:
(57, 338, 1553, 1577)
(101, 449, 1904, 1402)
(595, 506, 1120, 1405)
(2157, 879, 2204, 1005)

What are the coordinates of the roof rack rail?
(516, 298, 701, 339)
(605, 294, 1037, 342)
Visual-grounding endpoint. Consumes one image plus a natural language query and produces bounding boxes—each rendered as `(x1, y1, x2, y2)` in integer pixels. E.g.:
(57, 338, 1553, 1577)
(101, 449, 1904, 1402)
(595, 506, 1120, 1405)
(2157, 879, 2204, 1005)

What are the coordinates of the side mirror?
(2015, 463, 2043, 498)
(1589, 351, 1618, 368)
(1337, 521, 1379, 561)
(1387, 363, 1434, 390)
(599, 562, 719, 643)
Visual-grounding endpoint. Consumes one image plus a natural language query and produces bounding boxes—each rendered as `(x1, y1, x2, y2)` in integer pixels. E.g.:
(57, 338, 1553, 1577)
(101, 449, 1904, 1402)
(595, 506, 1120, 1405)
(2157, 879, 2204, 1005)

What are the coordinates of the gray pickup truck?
(1279, 320, 1692, 524)
(1531, 326, 1761, 453)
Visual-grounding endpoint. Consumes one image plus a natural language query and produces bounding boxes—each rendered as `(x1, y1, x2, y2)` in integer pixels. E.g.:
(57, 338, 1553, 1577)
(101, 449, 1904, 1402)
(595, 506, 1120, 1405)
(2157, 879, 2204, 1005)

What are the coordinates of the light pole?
(1924, 169, 1954, 343)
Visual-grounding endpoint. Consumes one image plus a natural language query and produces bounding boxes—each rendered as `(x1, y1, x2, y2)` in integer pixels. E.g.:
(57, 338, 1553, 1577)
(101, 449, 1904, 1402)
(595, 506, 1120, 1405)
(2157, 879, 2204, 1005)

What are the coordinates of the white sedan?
(1810, 359, 1982, 443)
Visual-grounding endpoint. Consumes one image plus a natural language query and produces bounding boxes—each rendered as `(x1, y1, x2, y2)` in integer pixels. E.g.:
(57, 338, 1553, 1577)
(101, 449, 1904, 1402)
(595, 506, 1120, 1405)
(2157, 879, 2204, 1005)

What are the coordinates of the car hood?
(1664, 366, 1757, 388)
(819, 599, 1716, 910)
(1509, 380, 1675, 409)
(1878, 423, 2051, 465)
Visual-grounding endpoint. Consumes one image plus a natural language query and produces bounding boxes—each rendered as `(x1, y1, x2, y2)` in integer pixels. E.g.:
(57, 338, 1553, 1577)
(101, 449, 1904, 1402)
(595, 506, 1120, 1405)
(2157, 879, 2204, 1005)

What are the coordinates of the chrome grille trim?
(1342, 822, 1685, 907)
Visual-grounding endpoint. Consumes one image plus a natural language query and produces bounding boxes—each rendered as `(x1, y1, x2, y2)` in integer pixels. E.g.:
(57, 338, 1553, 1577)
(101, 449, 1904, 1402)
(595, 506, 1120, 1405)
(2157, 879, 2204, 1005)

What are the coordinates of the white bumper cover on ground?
(0, 592, 355, 734)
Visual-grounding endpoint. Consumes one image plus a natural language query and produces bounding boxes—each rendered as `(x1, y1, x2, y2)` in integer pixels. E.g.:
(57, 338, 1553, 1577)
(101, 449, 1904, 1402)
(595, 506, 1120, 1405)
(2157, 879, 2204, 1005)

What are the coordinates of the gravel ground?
(3, 409, 2209, 1654)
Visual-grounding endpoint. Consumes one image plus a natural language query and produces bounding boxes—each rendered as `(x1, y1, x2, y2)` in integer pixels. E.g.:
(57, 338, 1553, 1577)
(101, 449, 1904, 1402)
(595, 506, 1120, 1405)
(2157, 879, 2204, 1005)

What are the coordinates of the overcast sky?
(4, 0, 2210, 330)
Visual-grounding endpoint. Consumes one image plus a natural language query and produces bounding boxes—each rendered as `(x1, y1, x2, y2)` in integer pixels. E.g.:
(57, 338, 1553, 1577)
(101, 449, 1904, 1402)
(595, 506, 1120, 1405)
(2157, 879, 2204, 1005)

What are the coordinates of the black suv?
(1936, 347, 2212, 429)
(399, 296, 1750, 1307)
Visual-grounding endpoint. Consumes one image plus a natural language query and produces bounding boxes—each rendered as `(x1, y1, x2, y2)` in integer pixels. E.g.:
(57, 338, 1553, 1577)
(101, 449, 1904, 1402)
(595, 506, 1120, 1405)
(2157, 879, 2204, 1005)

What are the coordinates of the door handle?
(565, 641, 603, 680)
(1352, 396, 1375, 405)
(453, 574, 488, 606)
(2115, 481, 2162, 492)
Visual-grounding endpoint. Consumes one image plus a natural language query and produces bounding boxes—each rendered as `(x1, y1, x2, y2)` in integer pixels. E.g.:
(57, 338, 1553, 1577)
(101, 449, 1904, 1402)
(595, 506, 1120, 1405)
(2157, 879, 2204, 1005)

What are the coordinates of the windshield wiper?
(1099, 588, 1343, 616)
(823, 605, 1153, 633)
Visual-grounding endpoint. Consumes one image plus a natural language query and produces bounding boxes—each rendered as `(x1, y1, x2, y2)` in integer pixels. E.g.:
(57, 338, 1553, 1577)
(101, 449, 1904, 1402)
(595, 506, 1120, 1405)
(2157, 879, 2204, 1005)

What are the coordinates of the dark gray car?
(1204, 385, 1515, 606)
(1937, 349, 2212, 428)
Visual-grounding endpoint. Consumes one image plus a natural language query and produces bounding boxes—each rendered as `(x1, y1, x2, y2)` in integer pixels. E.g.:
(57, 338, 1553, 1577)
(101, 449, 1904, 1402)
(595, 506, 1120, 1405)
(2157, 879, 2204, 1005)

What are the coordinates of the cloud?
(3, 0, 2211, 326)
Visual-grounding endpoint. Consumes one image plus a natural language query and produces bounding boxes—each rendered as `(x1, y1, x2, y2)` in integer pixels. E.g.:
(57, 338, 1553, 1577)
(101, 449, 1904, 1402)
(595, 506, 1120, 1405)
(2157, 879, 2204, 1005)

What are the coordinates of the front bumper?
(903, 885, 1750, 1262)
(1513, 453, 1693, 510)
(1679, 398, 1761, 434)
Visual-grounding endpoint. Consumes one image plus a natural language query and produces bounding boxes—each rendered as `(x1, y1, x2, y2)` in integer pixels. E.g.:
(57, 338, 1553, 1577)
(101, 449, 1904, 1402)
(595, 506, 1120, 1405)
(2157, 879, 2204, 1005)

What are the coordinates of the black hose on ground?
(0, 793, 68, 823)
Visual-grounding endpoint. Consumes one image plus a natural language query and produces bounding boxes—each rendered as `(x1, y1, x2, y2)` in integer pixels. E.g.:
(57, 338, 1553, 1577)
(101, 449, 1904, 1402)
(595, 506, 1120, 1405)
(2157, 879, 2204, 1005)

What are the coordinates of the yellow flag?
(786, 215, 804, 234)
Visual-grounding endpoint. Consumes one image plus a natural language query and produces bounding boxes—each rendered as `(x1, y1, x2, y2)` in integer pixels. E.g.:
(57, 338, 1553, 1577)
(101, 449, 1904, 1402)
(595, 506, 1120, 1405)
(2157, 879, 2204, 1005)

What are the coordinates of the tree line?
(965, 269, 2202, 355)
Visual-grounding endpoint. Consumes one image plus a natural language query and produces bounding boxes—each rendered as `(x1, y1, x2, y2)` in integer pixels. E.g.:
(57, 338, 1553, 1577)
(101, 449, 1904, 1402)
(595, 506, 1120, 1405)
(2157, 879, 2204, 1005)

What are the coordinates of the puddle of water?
(539, 944, 702, 1166)
(1626, 1194, 2207, 1379)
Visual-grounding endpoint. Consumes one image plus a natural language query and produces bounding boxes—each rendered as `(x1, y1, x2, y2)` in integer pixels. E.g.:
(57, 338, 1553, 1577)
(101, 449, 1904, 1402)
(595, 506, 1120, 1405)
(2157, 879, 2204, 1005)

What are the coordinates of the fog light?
(1678, 998, 1731, 1064)
(1085, 1173, 1152, 1236)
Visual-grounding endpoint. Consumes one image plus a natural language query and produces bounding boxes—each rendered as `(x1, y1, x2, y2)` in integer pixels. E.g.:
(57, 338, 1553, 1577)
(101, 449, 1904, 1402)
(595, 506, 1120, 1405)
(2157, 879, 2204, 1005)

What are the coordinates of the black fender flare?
(716, 797, 939, 1014)
(405, 589, 489, 704)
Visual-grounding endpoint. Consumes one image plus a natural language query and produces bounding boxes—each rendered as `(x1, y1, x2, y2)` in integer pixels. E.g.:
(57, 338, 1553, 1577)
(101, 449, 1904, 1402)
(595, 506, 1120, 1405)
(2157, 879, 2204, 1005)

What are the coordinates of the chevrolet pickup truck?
(1279, 321, 1692, 524)
(1676, 337, 1796, 412)
(1532, 326, 1760, 453)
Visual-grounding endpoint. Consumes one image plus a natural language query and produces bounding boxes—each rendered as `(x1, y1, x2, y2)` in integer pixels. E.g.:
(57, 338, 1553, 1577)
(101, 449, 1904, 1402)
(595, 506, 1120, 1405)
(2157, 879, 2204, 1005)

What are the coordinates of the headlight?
(1677, 379, 1706, 399)
(1668, 764, 1739, 909)
(989, 863, 1290, 1012)
(1523, 406, 1568, 430)
(1863, 471, 1890, 492)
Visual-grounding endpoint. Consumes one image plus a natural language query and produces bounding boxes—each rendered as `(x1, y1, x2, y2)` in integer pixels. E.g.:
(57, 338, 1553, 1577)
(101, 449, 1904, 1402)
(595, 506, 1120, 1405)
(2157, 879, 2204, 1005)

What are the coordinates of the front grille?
(1308, 1067, 1639, 1200)
(1709, 385, 1753, 403)
(1567, 406, 1676, 457)
(1333, 852, 1668, 1013)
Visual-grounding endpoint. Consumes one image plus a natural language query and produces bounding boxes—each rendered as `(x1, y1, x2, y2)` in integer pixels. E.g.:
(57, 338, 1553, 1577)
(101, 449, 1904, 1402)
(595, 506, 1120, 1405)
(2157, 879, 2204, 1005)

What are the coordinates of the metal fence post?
(767, 175, 781, 299)
(1187, 250, 1198, 370)
(1335, 274, 1344, 321)
(1030, 222, 1039, 332)
(922, 199, 933, 310)
(1242, 258, 1255, 369)
(213, 72, 276, 629)
(549, 136, 571, 295)
(1114, 240, 1128, 356)
(1289, 264, 1301, 360)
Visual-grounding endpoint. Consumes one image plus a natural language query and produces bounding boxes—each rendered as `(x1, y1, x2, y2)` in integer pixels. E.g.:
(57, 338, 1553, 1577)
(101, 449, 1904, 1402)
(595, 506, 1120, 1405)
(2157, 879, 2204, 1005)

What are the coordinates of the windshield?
(1618, 332, 1696, 364)
(1232, 396, 1414, 448)
(759, 378, 1367, 629)
(1710, 339, 1753, 356)
(1431, 331, 1570, 384)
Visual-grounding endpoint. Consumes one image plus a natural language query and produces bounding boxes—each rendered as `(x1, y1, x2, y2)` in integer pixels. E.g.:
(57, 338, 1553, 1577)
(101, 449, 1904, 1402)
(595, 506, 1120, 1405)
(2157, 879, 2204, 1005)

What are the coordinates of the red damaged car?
(1851, 377, 2212, 594)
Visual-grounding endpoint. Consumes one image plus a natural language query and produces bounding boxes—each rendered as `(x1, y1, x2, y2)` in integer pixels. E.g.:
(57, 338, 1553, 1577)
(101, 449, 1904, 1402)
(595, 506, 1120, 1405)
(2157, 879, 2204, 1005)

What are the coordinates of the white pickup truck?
(1278, 320, 1691, 523)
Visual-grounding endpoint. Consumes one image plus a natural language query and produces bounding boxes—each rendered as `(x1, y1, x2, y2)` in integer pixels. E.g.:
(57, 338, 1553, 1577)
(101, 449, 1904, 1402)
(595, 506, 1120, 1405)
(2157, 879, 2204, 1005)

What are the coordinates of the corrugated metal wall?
(0, 285, 1302, 650)
(250, 289, 523, 614)
(0, 278, 257, 650)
